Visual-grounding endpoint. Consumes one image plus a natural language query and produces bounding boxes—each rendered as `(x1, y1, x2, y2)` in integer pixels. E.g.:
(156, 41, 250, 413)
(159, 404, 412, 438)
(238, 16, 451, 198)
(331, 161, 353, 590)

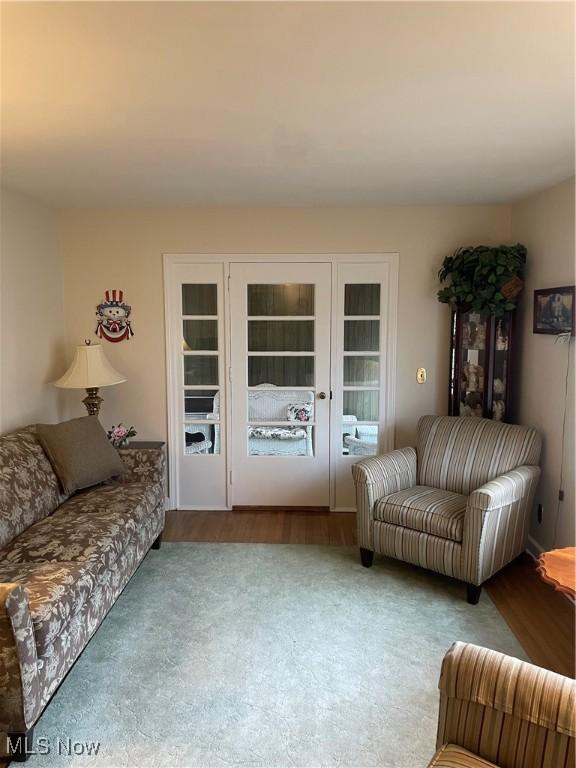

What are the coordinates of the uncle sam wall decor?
(95, 290, 134, 342)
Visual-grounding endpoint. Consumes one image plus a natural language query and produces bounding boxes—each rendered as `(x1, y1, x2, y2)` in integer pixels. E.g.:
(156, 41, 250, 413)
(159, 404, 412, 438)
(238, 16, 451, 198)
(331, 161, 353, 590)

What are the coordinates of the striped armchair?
(352, 416, 541, 603)
(428, 642, 575, 768)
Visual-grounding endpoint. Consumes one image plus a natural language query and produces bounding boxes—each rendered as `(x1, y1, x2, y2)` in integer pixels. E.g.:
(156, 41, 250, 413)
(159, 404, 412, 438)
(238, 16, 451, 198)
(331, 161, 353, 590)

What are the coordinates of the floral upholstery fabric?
(37, 510, 163, 713)
(0, 429, 166, 739)
(0, 563, 98, 655)
(116, 446, 166, 488)
(374, 486, 467, 543)
(0, 427, 69, 550)
(247, 425, 307, 440)
(58, 480, 163, 527)
(0, 510, 137, 574)
(0, 582, 40, 733)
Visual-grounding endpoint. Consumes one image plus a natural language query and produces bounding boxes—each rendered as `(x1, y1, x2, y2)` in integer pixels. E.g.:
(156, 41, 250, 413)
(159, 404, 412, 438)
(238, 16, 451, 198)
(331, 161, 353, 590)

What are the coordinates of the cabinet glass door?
(456, 311, 489, 417)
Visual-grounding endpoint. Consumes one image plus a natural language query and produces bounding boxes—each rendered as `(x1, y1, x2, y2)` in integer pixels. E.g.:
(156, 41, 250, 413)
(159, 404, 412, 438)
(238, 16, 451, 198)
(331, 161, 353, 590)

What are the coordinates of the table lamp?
(53, 341, 127, 417)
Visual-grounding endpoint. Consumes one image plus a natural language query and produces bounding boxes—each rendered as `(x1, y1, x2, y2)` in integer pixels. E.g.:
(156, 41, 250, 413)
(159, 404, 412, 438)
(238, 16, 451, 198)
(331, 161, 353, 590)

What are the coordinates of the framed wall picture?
(533, 286, 575, 335)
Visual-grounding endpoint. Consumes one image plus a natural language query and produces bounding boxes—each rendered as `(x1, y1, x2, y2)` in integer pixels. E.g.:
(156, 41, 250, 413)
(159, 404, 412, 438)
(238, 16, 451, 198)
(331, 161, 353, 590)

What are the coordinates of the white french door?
(165, 263, 227, 509)
(229, 263, 331, 507)
(165, 254, 398, 511)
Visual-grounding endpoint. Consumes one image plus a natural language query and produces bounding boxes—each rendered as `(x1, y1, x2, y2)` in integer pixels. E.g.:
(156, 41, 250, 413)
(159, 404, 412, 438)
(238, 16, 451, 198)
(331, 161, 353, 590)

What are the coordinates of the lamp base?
(83, 387, 103, 417)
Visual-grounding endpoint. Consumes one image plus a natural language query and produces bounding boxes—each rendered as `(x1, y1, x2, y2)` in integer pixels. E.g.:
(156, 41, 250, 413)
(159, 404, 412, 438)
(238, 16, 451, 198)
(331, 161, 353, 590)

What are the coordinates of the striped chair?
(428, 642, 575, 768)
(352, 415, 541, 603)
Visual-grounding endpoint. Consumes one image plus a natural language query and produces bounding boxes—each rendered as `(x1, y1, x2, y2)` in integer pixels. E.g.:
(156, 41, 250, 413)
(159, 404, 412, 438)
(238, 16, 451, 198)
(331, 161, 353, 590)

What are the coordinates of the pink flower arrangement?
(107, 423, 137, 447)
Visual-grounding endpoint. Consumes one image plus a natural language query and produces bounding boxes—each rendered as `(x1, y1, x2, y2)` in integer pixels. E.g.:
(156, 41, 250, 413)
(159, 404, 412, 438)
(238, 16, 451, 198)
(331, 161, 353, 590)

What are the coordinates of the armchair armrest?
(351, 447, 417, 498)
(437, 642, 575, 763)
(468, 465, 541, 511)
(352, 447, 417, 549)
(463, 465, 540, 585)
(0, 584, 40, 734)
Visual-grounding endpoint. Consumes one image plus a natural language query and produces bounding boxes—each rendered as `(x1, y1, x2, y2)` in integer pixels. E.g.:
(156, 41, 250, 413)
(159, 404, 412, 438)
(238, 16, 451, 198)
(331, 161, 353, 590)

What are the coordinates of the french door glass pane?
(343, 390, 379, 421)
(184, 390, 219, 418)
(182, 284, 217, 315)
(345, 284, 381, 316)
(247, 425, 313, 456)
(343, 356, 380, 386)
(183, 319, 217, 351)
(248, 321, 314, 352)
(344, 320, 380, 351)
(185, 424, 219, 455)
(247, 391, 314, 422)
(342, 423, 378, 457)
(248, 356, 314, 387)
(184, 356, 218, 385)
(248, 284, 314, 316)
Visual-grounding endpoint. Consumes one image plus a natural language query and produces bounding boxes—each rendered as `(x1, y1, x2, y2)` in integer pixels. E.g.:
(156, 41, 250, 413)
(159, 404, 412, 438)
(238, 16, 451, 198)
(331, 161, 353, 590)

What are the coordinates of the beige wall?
(511, 178, 575, 551)
(0, 187, 67, 433)
(59, 205, 511, 449)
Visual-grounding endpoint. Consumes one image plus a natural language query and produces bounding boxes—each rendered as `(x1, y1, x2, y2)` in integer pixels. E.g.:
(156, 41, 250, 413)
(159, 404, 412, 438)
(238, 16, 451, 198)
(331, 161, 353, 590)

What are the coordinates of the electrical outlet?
(537, 504, 543, 523)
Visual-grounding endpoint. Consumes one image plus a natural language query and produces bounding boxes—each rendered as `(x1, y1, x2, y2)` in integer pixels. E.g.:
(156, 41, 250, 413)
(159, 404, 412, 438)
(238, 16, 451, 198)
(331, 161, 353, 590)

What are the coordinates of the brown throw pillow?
(37, 416, 125, 494)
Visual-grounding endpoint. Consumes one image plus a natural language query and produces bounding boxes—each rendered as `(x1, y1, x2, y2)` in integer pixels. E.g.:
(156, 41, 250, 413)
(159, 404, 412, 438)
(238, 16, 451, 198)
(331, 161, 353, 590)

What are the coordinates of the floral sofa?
(0, 426, 165, 760)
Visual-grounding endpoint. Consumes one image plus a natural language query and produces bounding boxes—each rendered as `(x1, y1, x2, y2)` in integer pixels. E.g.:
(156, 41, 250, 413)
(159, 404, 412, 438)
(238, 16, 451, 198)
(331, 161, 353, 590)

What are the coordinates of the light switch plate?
(416, 367, 427, 384)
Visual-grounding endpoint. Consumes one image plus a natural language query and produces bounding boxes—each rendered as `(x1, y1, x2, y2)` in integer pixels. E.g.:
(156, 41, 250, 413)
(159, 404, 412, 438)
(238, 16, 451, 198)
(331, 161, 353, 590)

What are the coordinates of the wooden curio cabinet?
(449, 309, 515, 423)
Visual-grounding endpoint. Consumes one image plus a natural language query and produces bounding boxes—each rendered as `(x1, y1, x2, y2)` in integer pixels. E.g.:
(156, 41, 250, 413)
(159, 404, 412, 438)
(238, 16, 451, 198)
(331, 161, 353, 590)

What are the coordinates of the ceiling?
(1, 1, 574, 207)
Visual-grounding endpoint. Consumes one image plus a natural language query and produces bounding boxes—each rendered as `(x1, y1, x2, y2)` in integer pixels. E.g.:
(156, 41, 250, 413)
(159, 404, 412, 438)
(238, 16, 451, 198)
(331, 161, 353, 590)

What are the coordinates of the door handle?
(317, 391, 327, 400)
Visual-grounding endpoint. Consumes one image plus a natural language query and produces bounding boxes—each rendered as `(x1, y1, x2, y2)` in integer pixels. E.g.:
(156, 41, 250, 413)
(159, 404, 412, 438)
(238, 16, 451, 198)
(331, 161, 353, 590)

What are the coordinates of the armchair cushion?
(428, 744, 500, 768)
(375, 486, 467, 542)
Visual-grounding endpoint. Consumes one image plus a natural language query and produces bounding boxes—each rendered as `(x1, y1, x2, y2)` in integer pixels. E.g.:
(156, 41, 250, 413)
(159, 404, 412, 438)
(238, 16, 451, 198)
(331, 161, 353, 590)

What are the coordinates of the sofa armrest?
(437, 642, 576, 756)
(116, 445, 166, 487)
(351, 448, 417, 549)
(0, 584, 40, 734)
(463, 465, 540, 584)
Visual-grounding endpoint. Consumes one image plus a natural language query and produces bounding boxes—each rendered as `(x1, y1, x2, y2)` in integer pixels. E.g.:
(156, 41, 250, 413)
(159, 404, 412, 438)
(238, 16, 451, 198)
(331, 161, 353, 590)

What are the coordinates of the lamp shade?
(53, 343, 127, 389)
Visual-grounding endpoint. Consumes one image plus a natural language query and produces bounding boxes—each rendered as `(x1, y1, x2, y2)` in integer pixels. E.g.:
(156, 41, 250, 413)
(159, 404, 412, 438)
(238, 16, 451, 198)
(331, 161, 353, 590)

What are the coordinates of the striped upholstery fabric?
(434, 642, 576, 768)
(352, 415, 541, 588)
(463, 465, 540, 584)
(375, 486, 466, 542)
(352, 447, 416, 550)
(428, 744, 499, 768)
(417, 416, 541, 495)
(373, 522, 463, 579)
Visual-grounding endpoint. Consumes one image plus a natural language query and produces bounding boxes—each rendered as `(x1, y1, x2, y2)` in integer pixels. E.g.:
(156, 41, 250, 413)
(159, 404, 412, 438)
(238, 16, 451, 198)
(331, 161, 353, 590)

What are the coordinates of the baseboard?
(526, 535, 545, 559)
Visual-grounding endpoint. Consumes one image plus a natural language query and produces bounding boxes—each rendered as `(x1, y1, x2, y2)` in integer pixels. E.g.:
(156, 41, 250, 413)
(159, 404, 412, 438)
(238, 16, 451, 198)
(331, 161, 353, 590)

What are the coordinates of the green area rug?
(28, 543, 525, 767)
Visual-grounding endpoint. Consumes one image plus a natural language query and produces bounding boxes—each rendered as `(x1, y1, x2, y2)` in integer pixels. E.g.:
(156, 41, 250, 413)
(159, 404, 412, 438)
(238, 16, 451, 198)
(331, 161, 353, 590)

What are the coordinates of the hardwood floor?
(485, 553, 575, 677)
(165, 509, 575, 677)
(164, 508, 357, 545)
